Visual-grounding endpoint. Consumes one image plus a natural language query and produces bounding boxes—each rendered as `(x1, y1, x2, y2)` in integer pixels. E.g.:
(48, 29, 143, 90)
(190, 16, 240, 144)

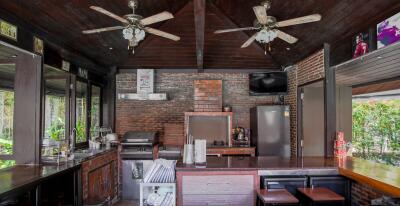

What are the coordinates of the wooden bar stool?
(257, 189, 299, 206)
(297, 187, 345, 206)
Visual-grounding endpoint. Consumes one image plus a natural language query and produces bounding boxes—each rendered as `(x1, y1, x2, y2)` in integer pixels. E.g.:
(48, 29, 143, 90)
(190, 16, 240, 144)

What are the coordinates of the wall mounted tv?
(249, 72, 288, 96)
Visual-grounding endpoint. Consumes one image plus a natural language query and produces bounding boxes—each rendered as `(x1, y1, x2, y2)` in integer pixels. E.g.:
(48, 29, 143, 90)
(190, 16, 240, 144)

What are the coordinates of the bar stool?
(257, 189, 299, 206)
(297, 187, 345, 206)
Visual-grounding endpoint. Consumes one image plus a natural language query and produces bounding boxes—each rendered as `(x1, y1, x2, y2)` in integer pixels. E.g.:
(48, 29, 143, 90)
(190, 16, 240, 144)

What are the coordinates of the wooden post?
(324, 43, 336, 157)
(194, 0, 205, 72)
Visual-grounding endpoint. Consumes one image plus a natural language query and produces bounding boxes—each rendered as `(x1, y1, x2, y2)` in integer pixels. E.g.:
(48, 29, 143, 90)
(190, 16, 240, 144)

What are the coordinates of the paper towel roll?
(194, 139, 207, 164)
(184, 144, 194, 164)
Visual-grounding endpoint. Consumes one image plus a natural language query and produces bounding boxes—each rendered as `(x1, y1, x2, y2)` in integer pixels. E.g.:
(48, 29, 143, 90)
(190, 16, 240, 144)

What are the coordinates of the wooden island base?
(176, 156, 400, 206)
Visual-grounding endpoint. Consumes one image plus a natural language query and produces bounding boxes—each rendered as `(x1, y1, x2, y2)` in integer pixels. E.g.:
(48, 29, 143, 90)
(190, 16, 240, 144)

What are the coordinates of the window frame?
(89, 83, 103, 141)
(73, 78, 104, 149)
(0, 58, 15, 160)
(74, 77, 90, 149)
(42, 64, 70, 143)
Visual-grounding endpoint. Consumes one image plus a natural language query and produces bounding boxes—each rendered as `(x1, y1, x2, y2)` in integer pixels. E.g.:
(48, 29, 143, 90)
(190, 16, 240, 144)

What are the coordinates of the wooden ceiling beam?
(194, 0, 205, 72)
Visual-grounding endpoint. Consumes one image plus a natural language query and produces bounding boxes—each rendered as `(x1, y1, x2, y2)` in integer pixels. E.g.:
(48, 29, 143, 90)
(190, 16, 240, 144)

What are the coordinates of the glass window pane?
(76, 81, 88, 144)
(0, 160, 15, 169)
(90, 86, 101, 139)
(0, 62, 15, 155)
(44, 66, 67, 141)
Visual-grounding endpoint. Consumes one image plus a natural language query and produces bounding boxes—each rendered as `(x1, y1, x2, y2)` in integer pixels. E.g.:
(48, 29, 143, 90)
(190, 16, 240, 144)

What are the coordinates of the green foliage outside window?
(352, 100, 400, 166)
(0, 90, 14, 155)
(76, 120, 86, 143)
(45, 117, 65, 141)
(0, 160, 15, 170)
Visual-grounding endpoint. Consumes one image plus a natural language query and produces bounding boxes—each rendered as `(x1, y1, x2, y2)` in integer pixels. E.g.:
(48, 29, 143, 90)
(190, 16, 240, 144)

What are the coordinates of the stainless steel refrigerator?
(250, 105, 291, 157)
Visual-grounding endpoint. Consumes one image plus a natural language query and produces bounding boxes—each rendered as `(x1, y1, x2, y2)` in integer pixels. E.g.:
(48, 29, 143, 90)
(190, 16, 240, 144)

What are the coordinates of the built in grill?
(120, 131, 159, 160)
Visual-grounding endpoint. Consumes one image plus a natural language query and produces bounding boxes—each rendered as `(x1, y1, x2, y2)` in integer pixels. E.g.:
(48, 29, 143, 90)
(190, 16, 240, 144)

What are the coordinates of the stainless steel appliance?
(122, 160, 154, 200)
(121, 131, 159, 200)
(120, 131, 159, 160)
(250, 105, 290, 157)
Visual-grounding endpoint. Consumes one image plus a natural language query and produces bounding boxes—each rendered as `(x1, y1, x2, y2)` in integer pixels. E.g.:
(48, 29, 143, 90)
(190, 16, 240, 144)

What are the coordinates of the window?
(90, 85, 101, 139)
(76, 81, 88, 144)
(43, 66, 68, 142)
(0, 62, 15, 155)
(352, 89, 400, 166)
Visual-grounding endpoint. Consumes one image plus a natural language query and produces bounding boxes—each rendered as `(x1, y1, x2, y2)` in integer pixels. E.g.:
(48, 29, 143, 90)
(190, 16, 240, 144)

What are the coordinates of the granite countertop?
(176, 156, 400, 197)
(176, 156, 338, 171)
(0, 148, 117, 199)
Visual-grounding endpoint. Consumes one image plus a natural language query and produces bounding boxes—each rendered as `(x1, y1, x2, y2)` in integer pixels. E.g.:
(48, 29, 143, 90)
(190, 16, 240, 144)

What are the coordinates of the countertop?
(176, 156, 400, 197)
(176, 156, 338, 171)
(0, 148, 117, 199)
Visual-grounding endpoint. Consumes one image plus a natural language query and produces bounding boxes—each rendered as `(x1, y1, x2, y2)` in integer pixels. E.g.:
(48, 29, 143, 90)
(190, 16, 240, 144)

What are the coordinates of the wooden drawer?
(183, 194, 254, 206)
(182, 175, 254, 195)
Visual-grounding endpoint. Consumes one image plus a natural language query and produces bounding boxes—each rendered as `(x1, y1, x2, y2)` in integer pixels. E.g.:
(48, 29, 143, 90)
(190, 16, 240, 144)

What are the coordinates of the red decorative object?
(334, 131, 347, 158)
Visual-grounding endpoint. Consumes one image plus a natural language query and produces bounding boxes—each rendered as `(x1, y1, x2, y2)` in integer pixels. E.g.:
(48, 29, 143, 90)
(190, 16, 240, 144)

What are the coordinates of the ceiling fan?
(82, 0, 180, 54)
(214, 0, 321, 50)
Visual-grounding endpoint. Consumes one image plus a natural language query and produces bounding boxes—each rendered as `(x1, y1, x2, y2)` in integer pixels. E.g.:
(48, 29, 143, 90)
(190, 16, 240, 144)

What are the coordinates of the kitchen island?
(176, 156, 400, 206)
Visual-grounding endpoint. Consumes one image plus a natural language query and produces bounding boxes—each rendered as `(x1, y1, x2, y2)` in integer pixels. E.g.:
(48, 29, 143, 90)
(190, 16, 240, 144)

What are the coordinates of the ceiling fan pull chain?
(264, 44, 267, 55)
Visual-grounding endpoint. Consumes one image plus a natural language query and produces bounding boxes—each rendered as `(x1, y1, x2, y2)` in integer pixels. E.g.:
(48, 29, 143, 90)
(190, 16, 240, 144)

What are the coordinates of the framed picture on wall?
(377, 12, 400, 49)
(352, 32, 369, 58)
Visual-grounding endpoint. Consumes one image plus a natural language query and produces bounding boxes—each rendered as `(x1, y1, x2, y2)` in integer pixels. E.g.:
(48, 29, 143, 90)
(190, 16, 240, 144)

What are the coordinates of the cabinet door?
(87, 163, 113, 204)
(182, 175, 254, 195)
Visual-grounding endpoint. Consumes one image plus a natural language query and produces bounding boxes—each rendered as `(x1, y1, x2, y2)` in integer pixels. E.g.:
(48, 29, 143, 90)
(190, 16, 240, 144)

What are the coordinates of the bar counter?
(0, 162, 80, 199)
(176, 156, 400, 197)
(0, 148, 117, 201)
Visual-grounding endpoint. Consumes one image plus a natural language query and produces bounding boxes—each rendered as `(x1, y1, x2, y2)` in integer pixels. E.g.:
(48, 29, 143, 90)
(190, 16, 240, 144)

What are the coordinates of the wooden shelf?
(334, 41, 400, 87)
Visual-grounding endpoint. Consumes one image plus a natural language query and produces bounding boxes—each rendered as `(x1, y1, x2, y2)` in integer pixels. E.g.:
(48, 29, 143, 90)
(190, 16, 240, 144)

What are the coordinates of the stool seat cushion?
(257, 189, 299, 204)
(297, 187, 345, 202)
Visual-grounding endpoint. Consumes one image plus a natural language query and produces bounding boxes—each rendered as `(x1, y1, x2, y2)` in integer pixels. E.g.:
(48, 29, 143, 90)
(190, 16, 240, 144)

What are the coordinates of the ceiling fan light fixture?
(255, 29, 277, 44)
(123, 27, 145, 46)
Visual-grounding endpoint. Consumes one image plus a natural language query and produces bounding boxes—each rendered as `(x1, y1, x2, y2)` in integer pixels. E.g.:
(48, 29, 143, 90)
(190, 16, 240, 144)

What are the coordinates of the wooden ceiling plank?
(194, 0, 206, 72)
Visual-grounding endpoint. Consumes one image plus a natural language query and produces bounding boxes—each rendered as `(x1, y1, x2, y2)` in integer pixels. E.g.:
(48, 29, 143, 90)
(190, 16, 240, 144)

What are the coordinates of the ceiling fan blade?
(276, 14, 322, 27)
(253, 6, 268, 25)
(241, 33, 258, 48)
(82, 26, 125, 34)
(140, 11, 174, 26)
(214, 27, 256, 34)
(145, 27, 180, 41)
(90, 6, 129, 24)
(276, 30, 298, 44)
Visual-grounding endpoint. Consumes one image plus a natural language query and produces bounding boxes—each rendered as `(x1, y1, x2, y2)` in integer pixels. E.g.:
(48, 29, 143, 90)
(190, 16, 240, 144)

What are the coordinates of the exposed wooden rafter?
(194, 0, 206, 72)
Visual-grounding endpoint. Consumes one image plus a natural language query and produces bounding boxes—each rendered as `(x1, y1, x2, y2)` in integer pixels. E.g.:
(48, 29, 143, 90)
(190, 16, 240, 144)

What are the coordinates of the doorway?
(299, 80, 325, 157)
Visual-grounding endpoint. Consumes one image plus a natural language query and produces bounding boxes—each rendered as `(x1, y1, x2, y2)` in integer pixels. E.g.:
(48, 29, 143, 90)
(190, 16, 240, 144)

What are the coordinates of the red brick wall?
(116, 72, 279, 143)
(284, 66, 298, 157)
(352, 182, 384, 206)
(297, 49, 325, 86)
(282, 48, 326, 156)
(194, 80, 222, 112)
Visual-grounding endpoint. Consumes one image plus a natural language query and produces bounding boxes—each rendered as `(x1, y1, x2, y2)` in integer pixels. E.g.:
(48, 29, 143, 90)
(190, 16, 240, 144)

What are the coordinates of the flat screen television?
(249, 72, 288, 95)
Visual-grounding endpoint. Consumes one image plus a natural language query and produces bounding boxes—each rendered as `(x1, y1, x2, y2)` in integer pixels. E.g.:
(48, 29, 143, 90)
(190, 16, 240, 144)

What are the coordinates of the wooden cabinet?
(87, 163, 114, 203)
(81, 150, 118, 205)
(177, 170, 259, 206)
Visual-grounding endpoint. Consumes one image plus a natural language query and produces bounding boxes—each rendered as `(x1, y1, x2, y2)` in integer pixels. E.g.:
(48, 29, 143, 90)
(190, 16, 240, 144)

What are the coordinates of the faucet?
(70, 128, 77, 151)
